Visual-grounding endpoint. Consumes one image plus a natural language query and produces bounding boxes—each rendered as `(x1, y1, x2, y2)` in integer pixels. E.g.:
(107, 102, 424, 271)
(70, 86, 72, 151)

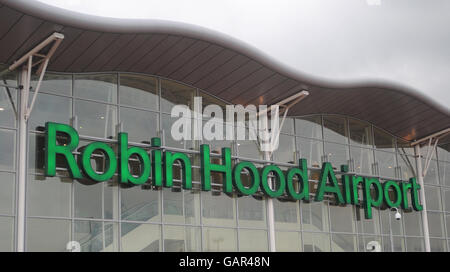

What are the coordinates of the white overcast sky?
(37, 0, 450, 110)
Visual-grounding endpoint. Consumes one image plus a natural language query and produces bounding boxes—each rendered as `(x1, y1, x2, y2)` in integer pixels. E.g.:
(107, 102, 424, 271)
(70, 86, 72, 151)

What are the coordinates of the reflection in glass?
(120, 107, 158, 143)
(202, 227, 237, 252)
(323, 116, 348, 144)
(238, 229, 268, 252)
(356, 206, 380, 235)
(375, 151, 396, 178)
(331, 233, 357, 252)
(358, 235, 381, 252)
(161, 79, 194, 113)
(349, 118, 372, 147)
(303, 232, 330, 252)
(164, 225, 201, 252)
(119, 74, 158, 110)
(324, 142, 349, 170)
(439, 161, 450, 186)
(74, 99, 116, 138)
(272, 134, 295, 163)
(121, 223, 161, 252)
(28, 92, 71, 131)
(74, 221, 118, 252)
(423, 159, 439, 184)
(425, 186, 442, 211)
(74, 74, 117, 103)
(296, 137, 323, 168)
(32, 73, 72, 96)
(295, 116, 322, 139)
(121, 185, 160, 223)
(274, 198, 299, 230)
(403, 210, 423, 236)
(350, 146, 374, 174)
(374, 128, 395, 151)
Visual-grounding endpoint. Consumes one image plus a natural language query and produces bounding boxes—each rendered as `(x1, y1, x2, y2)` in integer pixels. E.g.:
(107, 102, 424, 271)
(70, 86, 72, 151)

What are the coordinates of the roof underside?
(0, 0, 449, 143)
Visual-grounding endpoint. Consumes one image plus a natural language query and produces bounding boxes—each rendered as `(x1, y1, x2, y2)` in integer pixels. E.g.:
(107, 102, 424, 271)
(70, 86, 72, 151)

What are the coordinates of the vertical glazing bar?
(17, 66, 29, 252)
(414, 144, 431, 252)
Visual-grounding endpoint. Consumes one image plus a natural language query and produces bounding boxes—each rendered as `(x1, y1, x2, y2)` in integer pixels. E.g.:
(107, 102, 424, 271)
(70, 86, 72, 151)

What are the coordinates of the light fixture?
(0, 107, 4, 111)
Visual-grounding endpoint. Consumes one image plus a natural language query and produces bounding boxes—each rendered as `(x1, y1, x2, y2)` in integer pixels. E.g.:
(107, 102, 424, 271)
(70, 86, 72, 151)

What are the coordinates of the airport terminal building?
(0, 0, 449, 252)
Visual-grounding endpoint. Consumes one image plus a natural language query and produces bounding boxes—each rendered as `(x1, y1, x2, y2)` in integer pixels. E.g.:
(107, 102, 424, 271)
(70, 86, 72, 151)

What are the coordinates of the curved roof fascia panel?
(1, 0, 449, 142)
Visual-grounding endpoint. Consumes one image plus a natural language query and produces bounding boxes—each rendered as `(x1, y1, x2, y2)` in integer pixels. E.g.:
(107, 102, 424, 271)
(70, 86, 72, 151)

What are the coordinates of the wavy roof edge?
(1, 0, 449, 144)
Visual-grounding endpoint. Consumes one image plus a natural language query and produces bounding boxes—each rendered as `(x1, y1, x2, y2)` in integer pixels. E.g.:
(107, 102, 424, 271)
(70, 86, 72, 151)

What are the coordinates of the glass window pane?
(238, 195, 266, 228)
(356, 206, 380, 235)
(161, 79, 194, 113)
(237, 138, 261, 159)
(202, 192, 236, 227)
(276, 231, 301, 252)
(382, 236, 405, 252)
(121, 223, 161, 252)
(296, 137, 323, 168)
(74, 74, 117, 103)
(121, 184, 160, 223)
(0, 129, 15, 171)
(163, 225, 201, 252)
(161, 114, 194, 150)
(323, 115, 348, 144)
(119, 74, 158, 110)
(375, 151, 396, 178)
(274, 198, 299, 230)
(0, 172, 14, 215)
(0, 86, 17, 128)
(423, 159, 439, 184)
(163, 187, 200, 225)
(438, 161, 450, 186)
(295, 116, 322, 139)
(74, 99, 117, 138)
(26, 218, 71, 252)
(350, 146, 374, 174)
(444, 189, 450, 213)
(303, 232, 330, 252)
(437, 144, 450, 162)
(403, 210, 423, 236)
(373, 128, 395, 152)
(358, 235, 382, 252)
(380, 208, 403, 236)
(406, 237, 424, 252)
(202, 227, 237, 252)
(120, 107, 158, 143)
(430, 238, 447, 252)
(27, 175, 71, 217)
(324, 142, 349, 170)
(329, 204, 355, 233)
(281, 118, 294, 134)
(397, 154, 416, 180)
(331, 233, 357, 252)
(348, 118, 372, 147)
(425, 186, 442, 211)
(74, 221, 119, 252)
(397, 139, 414, 156)
(427, 212, 444, 237)
(272, 134, 295, 164)
(32, 73, 72, 96)
(239, 229, 268, 252)
(28, 92, 71, 131)
(0, 217, 14, 251)
(301, 200, 329, 232)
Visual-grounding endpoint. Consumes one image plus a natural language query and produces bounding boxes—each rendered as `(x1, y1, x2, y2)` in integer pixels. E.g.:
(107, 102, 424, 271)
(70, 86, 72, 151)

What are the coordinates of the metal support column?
(16, 65, 30, 252)
(414, 144, 431, 252)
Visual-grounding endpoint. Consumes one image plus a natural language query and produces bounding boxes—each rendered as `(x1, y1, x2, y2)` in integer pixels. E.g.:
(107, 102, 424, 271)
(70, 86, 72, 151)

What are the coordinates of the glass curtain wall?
(0, 70, 446, 252)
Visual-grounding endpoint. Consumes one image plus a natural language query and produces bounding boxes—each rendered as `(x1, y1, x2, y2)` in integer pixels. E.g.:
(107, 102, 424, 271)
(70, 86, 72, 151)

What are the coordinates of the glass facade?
(0, 70, 449, 251)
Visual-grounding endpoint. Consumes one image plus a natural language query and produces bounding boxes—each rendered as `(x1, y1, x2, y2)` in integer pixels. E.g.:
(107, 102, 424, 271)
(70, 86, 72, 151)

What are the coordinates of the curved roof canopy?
(0, 0, 449, 143)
